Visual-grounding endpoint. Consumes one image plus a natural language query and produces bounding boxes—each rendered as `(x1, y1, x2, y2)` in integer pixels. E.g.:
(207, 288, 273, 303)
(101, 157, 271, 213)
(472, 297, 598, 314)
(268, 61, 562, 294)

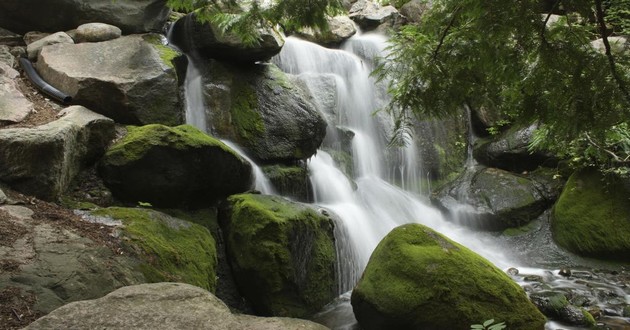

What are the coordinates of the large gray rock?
(432, 167, 551, 230)
(36, 34, 182, 125)
(219, 194, 338, 318)
(399, 0, 430, 24)
(26, 32, 74, 60)
(473, 123, 558, 172)
(0, 204, 144, 316)
(170, 12, 285, 63)
(349, 0, 400, 30)
(75, 22, 122, 43)
(0, 0, 170, 35)
(25, 283, 329, 330)
(200, 61, 327, 162)
(0, 106, 115, 200)
(294, 16, 357, 45)
(0, 62, 33, 123)
(98, 124, 254, 208)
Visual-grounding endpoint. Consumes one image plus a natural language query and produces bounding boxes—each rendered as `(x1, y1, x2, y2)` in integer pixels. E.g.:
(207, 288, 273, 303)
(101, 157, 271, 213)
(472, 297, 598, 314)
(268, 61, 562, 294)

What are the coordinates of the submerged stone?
(351, 223, 546, 330)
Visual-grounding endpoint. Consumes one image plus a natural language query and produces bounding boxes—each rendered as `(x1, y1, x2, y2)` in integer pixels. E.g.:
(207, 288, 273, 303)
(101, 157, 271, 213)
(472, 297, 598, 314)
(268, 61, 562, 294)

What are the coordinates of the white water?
(221, 139, 277, 195)
(273, 35, 513, 288)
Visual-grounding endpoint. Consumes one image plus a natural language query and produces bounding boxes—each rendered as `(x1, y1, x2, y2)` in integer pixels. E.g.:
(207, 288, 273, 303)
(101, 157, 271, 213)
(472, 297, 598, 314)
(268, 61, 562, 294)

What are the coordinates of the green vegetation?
(92, 207, 218, 292)
(552, 168, 630, 260)
(471, 319, 506, 330)
(142, 34, 179, 69)
(166, 0, 344, 45)
(223, 193, 337, 317)
(351, 223, 546, 330)
(375, 0, 630, 177)
(230, 80, 265, 142)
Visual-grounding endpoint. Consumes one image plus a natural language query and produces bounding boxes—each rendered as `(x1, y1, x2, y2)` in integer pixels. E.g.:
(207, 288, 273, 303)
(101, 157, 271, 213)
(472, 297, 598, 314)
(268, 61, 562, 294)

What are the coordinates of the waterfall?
(273, 35, 512, 284)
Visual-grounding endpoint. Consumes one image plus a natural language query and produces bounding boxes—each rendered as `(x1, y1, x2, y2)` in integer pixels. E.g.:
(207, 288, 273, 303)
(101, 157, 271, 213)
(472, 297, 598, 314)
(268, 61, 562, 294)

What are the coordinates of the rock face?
(0, 106, 115, 200)
(219, 194, 337, 318)
(201, 61, 327, 162)
(0, 0, 170, 35)
(474, 123, 557, 172)
(0, 62, 33, 123)
(432, 167, 550, 230)
(87, 207, 218, 292)
(170, 12, 285, 63)
(552, 169, 630, 261)
(25, 283, 329, 330)
(0, 204, 144, 316)
(36, 34, 182, 125)
(351, 223, 547, 330)
(98, 124, 253, 208)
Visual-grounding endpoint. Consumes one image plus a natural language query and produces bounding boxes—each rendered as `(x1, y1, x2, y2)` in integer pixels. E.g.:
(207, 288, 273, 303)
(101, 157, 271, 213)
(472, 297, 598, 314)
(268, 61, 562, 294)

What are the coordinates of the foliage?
(375, 0, 630, 175)
(166, 0, 344, 44)
(471, 319, 507, 330)
(605, 0, 630, 34)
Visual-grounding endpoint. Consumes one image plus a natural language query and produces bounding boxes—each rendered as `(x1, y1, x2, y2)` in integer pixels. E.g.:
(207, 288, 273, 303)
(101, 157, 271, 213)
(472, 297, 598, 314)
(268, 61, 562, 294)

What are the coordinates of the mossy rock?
(262, 164, 313, 202)
(351, 223, 546, 330)
(552, 169, 630, 261)
(98, 124, 253, 208)
(219, 194, 337, 318)
(529, 291, 595, 327)
(90, 207, 218, 292)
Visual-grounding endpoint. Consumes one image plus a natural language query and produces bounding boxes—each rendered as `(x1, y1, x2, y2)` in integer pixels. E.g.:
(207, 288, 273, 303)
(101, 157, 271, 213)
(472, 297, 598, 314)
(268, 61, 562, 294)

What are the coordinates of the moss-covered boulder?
(89, 207, 218, 292)
(529, 291, 595, 327)
(432, 167, 550, 230)
(219, 194, 337, 318)
(351, 224, 546, 330)
(262, 164, 313, 202)
(194, 60, 327, 162)
(98, 124, 253, 208)
(552, 169, 630, 261)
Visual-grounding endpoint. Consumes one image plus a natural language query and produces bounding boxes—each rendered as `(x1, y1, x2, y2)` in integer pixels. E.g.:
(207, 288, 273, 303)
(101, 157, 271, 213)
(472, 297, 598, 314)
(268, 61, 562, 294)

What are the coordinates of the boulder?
(0, 204, 144, 317)
(199, 61, 327, 162)
(0, 0, 170, 35)
(530, 291, 595, 327)
(0, 45, 16, 67)
(25, 283, 329, 330)
(552, 169, 630, 261)
(399, 0, 431, 24)
(349, 0, 401, 30)
(351, 223, 547, 330)
(26, 31, 74, 60)
(432, 167, 550, 230)
(219, 194, 337, 318)
(85, 207, 218, 292)
(98, 124, 253, 208)
(0, 106, 115, 200)
(262, 164, 313, 202)
(294, 16, 357, 45)
(591, 36, 629, 55)
(0, 27, 23, 47)
(473, 123, 558, 172)
(0, 62, 34, 123)
(170, 12, 284, 63)
(75, 22, 122, 43)
(36, 34, 183, 125)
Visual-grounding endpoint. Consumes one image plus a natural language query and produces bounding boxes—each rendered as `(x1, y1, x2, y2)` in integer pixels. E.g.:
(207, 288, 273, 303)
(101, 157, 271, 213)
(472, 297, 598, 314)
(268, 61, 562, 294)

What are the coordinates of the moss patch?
(230, 79, 264, 143)
(351, 223, 546, 330)
(91, 207, 218, 292)
(143, 34, 179, 69)
(222, 194, 337, 318)
(502, 219, 540, 236)
(552, 169, 630, 260)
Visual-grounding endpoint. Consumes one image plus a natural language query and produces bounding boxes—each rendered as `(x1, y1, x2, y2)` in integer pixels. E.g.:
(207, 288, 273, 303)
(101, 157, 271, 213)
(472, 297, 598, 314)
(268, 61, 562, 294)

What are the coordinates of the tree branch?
(584, 132, 630, 163)
(540, 0, 562, 46)
(594, 0, 630, 105)
(432, 6, 461, 61)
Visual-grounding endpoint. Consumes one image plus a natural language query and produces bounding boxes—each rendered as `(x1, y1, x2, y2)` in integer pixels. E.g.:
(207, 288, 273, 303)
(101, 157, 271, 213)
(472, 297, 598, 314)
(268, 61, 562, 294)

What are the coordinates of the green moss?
(502, 219, 540, 236)
(352, 223, 546, 330)
(224, 194, 336, 317)
(581, 308, 596, 326)
(91, 207, 218, 292)
(230, 79, 264, 143)
(552, 169, 630, 260)
(160, 208, 220, 236)
(143, 34, 179, 69)
(104, 124, 240, 165)
(59, 196, 99, 211)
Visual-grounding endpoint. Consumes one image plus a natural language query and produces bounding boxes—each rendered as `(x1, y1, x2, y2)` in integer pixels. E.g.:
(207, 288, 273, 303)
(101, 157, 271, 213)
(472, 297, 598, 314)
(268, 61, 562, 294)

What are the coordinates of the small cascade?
(183, 55, 208, 132)
(220, 140, 277, 195)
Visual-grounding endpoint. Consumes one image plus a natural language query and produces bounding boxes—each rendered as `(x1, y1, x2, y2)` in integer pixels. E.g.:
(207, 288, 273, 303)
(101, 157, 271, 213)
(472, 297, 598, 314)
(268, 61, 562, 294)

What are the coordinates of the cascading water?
(273, 34, 512, 282)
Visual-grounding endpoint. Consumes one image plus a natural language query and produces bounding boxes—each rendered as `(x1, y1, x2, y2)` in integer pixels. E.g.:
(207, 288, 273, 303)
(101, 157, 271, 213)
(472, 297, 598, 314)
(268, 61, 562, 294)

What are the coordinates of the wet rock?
(170, 12, 284, 63)
(36, 34, 182, 125)
(0, 0, 170, 35)
(262, 164, 313, 202)
(351, 223, 546, 330)
(0, 106, 114, 200)
(530, 291, 596, 327)
(219, 194, 337, 318)
(294, 16, 357, 46)
(507, 267, 519, 276)
(75, 23, 122, 43)
(349, 0, 401, 30)
(0, 62, 34, 123)
(26, 31, 74, 60)
(25, 283, 329, 330)
(623, 305, 630, 317)
(98, 124, 253, 208)
(559, 268, 572, 277)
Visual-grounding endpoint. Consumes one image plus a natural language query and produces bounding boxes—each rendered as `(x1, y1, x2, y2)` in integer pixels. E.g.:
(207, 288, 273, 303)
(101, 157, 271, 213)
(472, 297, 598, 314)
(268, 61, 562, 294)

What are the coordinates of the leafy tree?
(374, 0, 630, 176)
(166, 0, 344, 44)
